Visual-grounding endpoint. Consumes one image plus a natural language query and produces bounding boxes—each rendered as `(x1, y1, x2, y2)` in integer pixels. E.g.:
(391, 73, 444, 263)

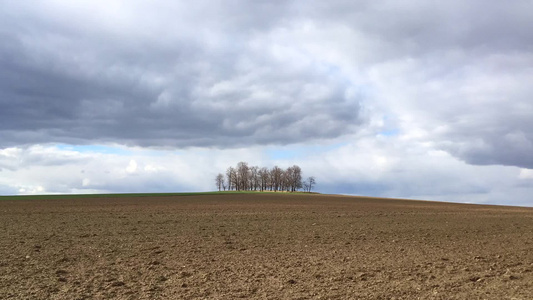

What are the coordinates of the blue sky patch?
(378, 129, 400, 137)
(265, 142, 347, 160)
(55, 144, 132, 156)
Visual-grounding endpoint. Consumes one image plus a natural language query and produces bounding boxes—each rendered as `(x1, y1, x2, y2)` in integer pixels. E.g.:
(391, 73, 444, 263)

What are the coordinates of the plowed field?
(1, 193, 532, 299)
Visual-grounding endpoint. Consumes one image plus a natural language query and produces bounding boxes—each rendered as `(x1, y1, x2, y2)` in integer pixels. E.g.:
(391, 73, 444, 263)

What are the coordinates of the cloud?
(2, 1, 532, 166)
(278, 1, 533, 169)
(0, 144, 269, 195)
(0, 0, 363, 149)
(366, 51, 533, 169)
(519, 169, 533, 180)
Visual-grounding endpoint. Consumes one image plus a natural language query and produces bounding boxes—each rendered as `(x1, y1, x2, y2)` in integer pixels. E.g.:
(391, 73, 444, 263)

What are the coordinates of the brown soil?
(1, 193, 532, 299)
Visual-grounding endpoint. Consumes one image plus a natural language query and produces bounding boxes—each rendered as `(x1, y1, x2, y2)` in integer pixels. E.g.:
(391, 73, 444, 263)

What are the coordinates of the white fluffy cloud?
(0, 144, 266, 194)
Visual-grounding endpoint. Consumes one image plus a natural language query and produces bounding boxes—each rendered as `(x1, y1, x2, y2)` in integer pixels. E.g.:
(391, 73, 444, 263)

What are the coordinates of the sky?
(1, 1, 533, 206)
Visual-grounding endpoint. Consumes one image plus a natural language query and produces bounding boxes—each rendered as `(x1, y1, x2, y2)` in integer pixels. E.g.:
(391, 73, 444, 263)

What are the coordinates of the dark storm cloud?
(306, 1, 533, 55)
(438, 110, 533, 168)
(0, 0, 363, 148)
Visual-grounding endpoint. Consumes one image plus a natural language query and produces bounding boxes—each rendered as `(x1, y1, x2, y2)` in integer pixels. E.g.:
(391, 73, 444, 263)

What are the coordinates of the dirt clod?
(110, 281, 125, 287)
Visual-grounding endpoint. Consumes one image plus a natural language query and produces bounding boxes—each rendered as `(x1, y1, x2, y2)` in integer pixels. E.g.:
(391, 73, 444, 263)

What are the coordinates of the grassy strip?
(0, 190, 315, 201)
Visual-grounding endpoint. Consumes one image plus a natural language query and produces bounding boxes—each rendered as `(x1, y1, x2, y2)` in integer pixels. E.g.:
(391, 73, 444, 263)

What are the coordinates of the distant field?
(0, 191, 259, 200)
(1, 193, 532, 299)
(0, 191, 312, 201)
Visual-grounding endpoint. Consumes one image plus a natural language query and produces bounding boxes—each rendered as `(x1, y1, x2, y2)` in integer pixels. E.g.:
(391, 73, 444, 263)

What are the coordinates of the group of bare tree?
(215, 162, 316, 193)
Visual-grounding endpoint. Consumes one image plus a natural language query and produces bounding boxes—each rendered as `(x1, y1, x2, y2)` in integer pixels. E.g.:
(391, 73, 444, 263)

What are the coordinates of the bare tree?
(250, 166, 260, 191)
(237, 161, 249, 191)
(303, 180, 310, 192)
(259, 167, 269, 191)
(284, 167, 293, 191)
(307, 176, 316, 192)
(226, 167, 237, 191)
(309, 176, 316, 192)
(270, 166, 283, 192)
(215, 173, 225, 191)
(294, 165, 303, 191)
(286, 165, 302, 192)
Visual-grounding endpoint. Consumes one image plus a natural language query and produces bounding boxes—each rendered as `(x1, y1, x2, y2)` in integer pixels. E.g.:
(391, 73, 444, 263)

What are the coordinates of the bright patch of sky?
(54, 144, 132, 155)
(265, 143, 347, 160)
(377, 129, 400, 137)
